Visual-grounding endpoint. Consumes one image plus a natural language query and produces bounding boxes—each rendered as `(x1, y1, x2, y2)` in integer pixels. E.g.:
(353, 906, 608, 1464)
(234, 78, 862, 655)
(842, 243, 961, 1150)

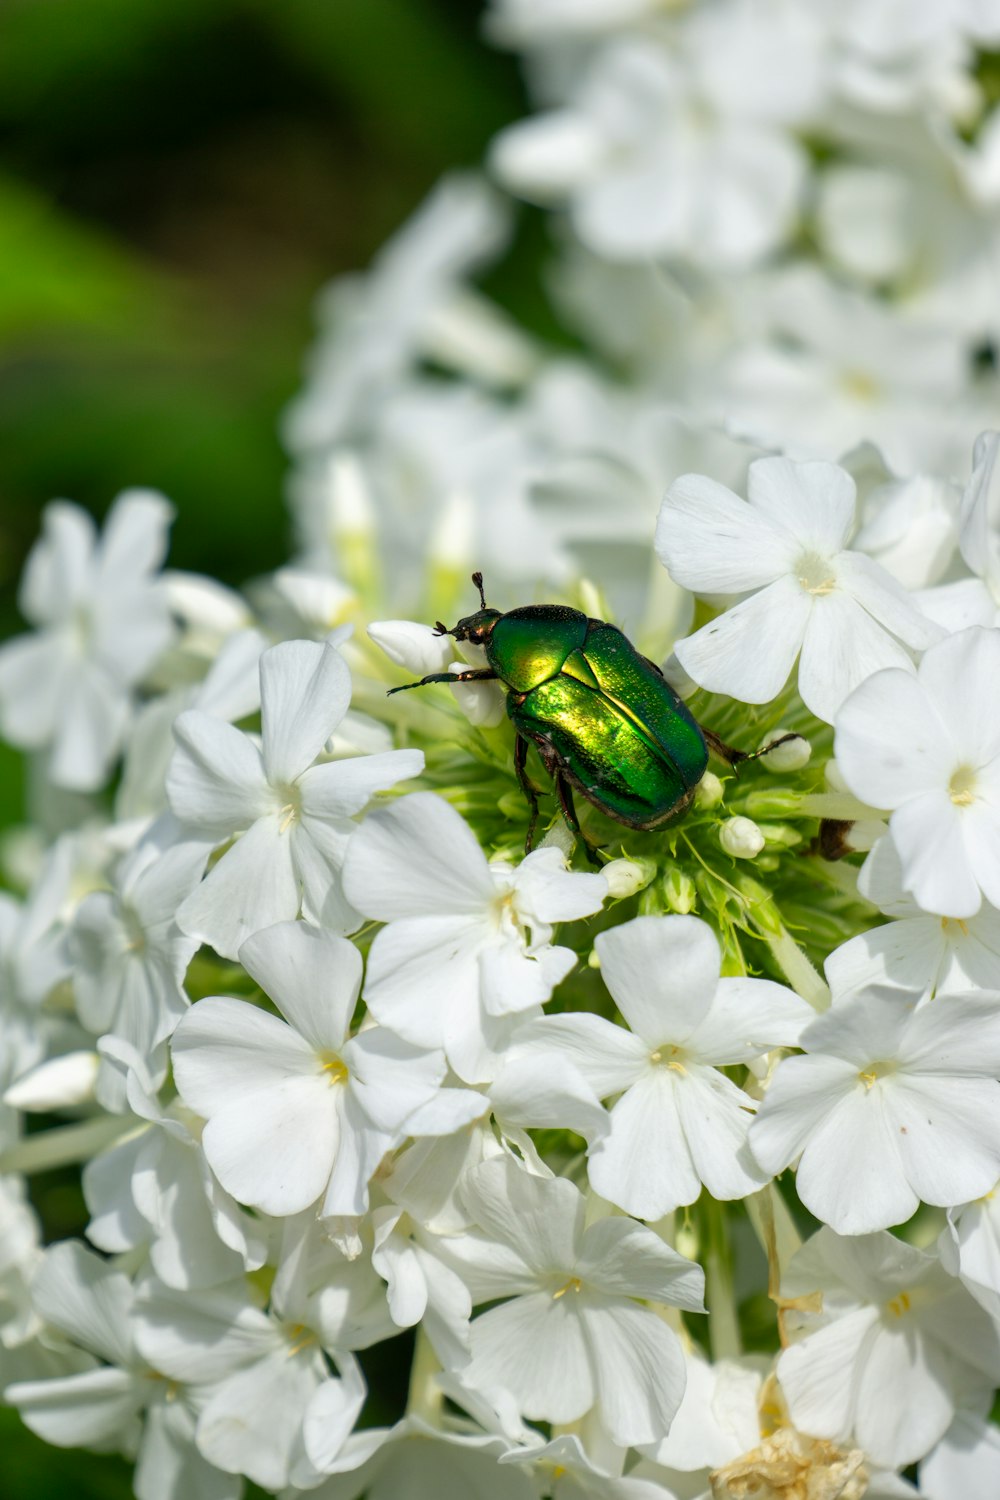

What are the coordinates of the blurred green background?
(0, 3, 521, 1494)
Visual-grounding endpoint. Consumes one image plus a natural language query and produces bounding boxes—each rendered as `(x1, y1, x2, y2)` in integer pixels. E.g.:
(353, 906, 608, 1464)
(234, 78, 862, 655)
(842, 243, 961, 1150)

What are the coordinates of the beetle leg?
(387, 668, 498, 696)
(556, 775, 604, 869)
(699, 726, 799, 770)
(514, 735, 542, 854)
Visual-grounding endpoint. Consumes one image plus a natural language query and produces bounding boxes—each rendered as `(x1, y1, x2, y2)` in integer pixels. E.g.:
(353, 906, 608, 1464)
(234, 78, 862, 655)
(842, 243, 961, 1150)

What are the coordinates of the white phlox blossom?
(69, 830, 207, 1066)
(825, 833, 1000, 1005)
(0, 836, 75, 1115)
(131, 1260, 370, 1493)
(835, 625, 1000, 917)
(4, 1241, 241, 1500)
(776, 1227, 1000, 1469)
(919, 1410, 1000, 1500)
(81, 1041, 270, 1292)
(657, 455, 940, 723)
(167, 637, 423, 958)
(341, 791, 608, 1082)
(0, 491, 176, 792)
(520, 913, 812, 1217)
(939, 1190, 1000, 1323)
(749, 989, 1000, 1233)
(491, 30, 814, 269)
(171, 920, 476, 1218)
(434, 1157, 705, 1447)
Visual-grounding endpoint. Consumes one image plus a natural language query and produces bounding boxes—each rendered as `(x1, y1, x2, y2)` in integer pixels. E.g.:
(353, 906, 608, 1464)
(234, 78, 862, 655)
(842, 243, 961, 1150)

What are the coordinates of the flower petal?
(674, 574, 811, 704)
(259, 639, 351, 785)
(238, 921, 361, 1053)
(167, 712, 272, 838)
(594, 914, 722, 1045)
(657, 473, 797, 592)
(176, 814, 300, 960)
(341, 791, 494, 919)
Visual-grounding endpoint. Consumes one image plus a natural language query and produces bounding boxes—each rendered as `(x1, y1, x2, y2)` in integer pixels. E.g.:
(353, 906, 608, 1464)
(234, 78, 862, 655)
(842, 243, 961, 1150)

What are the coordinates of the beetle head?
(432, 571, 502, 645)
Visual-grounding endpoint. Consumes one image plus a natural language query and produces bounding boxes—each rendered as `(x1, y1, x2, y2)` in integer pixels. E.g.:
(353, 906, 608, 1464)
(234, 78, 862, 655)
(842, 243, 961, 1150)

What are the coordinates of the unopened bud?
(720, 816, 765, 860)
(368, 619, 453, 677)
(4, 1051, 99, 1111)
(760, 730, 811, 772)
(601, 857, 655, 900)
(695, 771, 724, 809)
(662, 866, 697, 914)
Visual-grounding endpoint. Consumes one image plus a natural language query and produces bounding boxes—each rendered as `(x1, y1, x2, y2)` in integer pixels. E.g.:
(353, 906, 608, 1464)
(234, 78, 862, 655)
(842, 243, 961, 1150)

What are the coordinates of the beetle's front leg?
(699, 725, 799, 769)
(514, 734, 541, 854)
(387, 668, 498, 697)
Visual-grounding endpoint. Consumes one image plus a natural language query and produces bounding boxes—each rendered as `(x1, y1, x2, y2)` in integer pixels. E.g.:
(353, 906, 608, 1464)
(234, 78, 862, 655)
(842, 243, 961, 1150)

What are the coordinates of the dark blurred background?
(0, 0, 524, 629)
(0, 4, 521, 1493)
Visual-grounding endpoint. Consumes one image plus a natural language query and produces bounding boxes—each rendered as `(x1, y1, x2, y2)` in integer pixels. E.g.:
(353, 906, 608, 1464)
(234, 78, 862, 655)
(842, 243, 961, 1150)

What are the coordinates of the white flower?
(82, 1042, 269, 1291)
(713, 265, 973, 475)
(341, 792, 607, 1082)
(749, 990, 1000, 1233)
(0, 838, 74, 1110)
(283, 173, 516, 458)
(776, 1227, 1000, 1468)
(492, 34, 810, 268)
(171, 920, 468, 1217)
(132, 1267, 367, 1493)
(0, 491, 175, 790)
(521, 914, 810, 1218)
(437, 1156, 705, 1447)
(657, 455, 939, 723)
(167, 638, 423, 958)
(939, 1191, 1000, 1323)
(835, 625, 1000, 917)
(69, 831, 207, 1061)
(826, 834, 1000, 1004)
(5, 1242, 240, 1500)
(919, 1411, 1000, 1500)
(296, 1414, 537, 1499)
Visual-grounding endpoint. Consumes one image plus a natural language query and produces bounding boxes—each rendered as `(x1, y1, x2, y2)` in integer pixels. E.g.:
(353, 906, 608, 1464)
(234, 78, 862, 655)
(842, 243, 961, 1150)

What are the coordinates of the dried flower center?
(949, 764, 978, 806)
(796, 551, 837, 596)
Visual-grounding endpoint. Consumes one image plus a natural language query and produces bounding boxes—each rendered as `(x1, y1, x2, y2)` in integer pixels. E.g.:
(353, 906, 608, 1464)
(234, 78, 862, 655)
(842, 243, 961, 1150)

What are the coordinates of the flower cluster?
(4, 2, 1000, 1498)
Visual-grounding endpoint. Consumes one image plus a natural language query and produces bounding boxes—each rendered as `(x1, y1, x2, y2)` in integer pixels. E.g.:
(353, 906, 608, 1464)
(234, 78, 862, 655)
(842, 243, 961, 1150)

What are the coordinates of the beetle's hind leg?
(514, 734, 542, 854)
(700, 725, 799, 770)
(556, 775, 603, 869)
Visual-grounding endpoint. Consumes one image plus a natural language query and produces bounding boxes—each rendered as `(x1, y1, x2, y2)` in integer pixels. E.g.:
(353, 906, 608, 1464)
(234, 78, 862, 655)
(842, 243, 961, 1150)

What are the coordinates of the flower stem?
(0, 1115, 134, 1175)
(703, 1197, 740, 1361)
(406, 1326, 443, 1426)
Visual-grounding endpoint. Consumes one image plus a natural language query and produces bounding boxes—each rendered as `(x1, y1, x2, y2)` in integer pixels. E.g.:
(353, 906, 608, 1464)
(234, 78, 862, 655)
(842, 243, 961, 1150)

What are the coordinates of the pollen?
(319, 1052, 349, 1086)
(795, 551, 837, 596)
(885, 1290, 911, 1318)
(949, 765, 978, 807)
(651, 1045, 687, 1075)
(552, 1276, 582, 1300)
(858, 1060, 895, 1090)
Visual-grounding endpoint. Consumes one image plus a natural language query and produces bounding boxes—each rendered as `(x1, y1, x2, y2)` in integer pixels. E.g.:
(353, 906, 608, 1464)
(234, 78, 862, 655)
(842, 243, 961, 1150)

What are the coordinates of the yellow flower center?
(552, 1277, 583, 1300)
(319, 1051, 349, 1086)
(949, 765, 978, 807)
(650, 1044, 687, 1075)
(796, 551, 837, 596)
(857, 1059, 895, 1090)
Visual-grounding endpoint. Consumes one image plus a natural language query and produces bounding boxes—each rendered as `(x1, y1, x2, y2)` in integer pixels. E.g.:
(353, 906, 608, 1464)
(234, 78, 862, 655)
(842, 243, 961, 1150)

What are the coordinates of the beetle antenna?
(471, 571, 487, 610)
(431, 620, 451, 637)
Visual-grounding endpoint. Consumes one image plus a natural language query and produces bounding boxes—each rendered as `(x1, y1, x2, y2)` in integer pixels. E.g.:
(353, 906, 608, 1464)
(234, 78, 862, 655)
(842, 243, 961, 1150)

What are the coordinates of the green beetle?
(389, 573, 792, 855)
